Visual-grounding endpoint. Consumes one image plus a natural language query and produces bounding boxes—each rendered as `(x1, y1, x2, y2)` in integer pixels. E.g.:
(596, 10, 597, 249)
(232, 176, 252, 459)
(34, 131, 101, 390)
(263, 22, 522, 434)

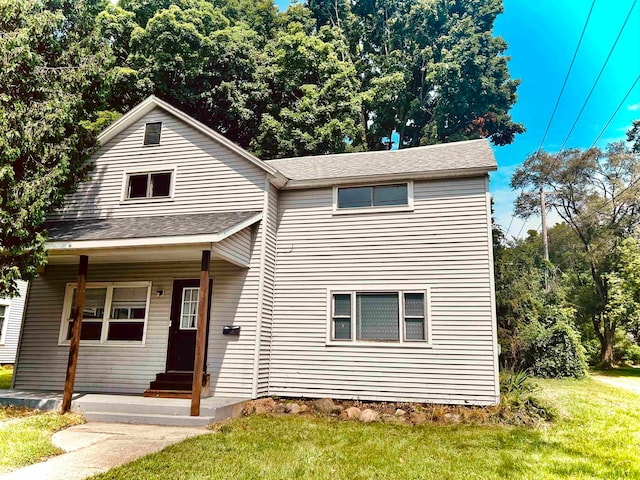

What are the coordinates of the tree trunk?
(598, 323, 615, 369)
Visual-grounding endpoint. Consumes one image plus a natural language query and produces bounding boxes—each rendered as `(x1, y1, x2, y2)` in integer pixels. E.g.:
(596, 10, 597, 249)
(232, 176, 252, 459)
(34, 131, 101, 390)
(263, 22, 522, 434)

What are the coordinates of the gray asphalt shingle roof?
(267, 139, 496, 182)
(45, 211, 261, 242)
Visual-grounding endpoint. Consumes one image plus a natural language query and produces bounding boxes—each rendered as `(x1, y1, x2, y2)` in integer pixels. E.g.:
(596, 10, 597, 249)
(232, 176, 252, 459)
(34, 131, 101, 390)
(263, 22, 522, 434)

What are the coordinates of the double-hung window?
(60, 282, 151, 345)
(329, 289, 430, 344)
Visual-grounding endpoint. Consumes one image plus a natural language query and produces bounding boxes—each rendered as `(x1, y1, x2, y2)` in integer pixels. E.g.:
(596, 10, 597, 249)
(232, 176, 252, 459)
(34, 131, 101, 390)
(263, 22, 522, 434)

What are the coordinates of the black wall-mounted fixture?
(223, 325, 241, 336)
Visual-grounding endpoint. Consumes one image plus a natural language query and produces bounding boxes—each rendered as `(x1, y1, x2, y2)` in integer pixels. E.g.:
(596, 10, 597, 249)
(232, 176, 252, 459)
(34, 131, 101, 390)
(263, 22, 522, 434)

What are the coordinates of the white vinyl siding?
(269, 176, 499, 405)
(0, 280, 28, 363)
(256, 182, 278, 396)
(49, 109, 265, 220)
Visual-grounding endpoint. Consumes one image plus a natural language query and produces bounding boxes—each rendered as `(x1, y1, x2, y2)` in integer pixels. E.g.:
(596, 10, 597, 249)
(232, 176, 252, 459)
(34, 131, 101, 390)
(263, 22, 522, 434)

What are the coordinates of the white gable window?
(124, 169, 174, 200)
(328, 288, 431, 345)
(59, 282, 151, 345)
(333, 182, 413, 213)
(143, 122, 162, 145)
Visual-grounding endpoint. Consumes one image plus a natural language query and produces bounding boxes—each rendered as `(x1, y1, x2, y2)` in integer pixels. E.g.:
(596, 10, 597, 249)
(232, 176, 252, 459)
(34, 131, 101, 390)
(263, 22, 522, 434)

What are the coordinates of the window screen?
(356, 293, 399, 341)
(337, 186, 371, 208)
(373, 184, 408, 206)
(404, 293, 425, 341)
(144, 122, 162, 145)
(332, 294, 351, 340)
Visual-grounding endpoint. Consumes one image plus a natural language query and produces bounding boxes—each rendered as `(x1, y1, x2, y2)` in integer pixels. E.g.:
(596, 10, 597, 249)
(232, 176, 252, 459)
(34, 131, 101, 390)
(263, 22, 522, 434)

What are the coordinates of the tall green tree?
(0, 0, 111, 296)
(511, 137, 640, 367)
(251, 20, 363, 158)
(309, 0, 524, 150)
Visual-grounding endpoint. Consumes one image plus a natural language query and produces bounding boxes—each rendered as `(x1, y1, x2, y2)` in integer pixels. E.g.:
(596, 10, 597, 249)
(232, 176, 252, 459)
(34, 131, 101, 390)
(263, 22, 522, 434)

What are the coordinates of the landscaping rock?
(331, 405, 344, 415)
(395, 409, 406, 416)
(359, 409, 379, 423)
(253, 398, 276, 415)
(409, 412, 427, 425)
(285, 403, 301, 414)
(299, 404, 309, 413)
(314, 398, 335, 414)
(342, 406, 361, 420)
(274, 403, 286, 414)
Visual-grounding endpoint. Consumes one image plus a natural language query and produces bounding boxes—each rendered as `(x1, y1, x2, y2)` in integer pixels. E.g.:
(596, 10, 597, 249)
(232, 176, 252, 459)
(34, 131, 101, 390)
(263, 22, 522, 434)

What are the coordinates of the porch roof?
(45, 211, 260, 246)
(44, 211, 261, 266)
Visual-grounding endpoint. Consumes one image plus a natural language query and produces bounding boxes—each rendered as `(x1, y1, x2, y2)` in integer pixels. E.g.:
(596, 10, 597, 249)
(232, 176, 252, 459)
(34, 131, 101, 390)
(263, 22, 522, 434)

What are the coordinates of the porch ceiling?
(44, 211, 261, 267)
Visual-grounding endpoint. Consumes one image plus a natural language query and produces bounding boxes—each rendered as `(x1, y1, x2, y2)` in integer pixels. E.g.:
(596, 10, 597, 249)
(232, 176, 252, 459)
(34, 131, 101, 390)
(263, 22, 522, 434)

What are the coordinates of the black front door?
(166, 279, 213, 372)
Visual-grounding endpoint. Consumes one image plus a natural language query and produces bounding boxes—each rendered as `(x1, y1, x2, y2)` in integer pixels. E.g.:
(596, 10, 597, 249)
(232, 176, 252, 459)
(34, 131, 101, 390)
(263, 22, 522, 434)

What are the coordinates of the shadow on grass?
(591, 366, 640, 378)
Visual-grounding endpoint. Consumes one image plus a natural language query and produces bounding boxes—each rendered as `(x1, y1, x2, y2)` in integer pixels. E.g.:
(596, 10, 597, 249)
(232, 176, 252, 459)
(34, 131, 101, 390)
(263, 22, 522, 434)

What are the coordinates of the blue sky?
(275, 0, 640, 236)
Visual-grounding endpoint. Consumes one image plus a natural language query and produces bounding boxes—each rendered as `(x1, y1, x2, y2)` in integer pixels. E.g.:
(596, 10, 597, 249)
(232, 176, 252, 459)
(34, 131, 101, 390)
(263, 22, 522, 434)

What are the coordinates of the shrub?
(614, 332, 640, 365)
(499, 370, 557, 425)
(526, 322, 587, 378)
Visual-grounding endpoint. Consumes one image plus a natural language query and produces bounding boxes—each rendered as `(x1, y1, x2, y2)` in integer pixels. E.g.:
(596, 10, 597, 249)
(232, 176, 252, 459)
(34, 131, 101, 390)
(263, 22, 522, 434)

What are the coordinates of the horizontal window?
(143, 122, 162, 145)
(330, 289, 429, 344)
(60, 282, 151, 344)
(125, 171, 173, 200)
(337, 184, 408, 209)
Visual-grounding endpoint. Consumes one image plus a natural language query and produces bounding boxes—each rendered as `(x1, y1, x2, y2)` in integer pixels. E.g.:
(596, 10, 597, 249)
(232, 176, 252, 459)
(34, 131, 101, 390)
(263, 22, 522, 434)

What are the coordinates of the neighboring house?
(13, 96, 499, 407)
(0, 280, 28, 365)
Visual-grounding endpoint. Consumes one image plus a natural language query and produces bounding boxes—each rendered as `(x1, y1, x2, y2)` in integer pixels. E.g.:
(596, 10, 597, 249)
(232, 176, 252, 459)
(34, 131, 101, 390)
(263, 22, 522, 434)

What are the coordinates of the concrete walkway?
(1, 422, 209, 480)
(592, 375, 640, 396)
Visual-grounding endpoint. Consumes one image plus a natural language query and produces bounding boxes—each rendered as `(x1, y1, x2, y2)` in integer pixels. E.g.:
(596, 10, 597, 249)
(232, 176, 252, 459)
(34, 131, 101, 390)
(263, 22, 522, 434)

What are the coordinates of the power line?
(505, 1, 596, 239)
(536, 0, 597, 154)
(560, 0, 638, 150)
(590, 74, 640, 149)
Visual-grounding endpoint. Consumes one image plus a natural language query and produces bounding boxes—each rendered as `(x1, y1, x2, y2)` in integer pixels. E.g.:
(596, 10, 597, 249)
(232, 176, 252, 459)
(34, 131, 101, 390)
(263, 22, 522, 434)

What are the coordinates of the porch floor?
(0, 390, 249, 426)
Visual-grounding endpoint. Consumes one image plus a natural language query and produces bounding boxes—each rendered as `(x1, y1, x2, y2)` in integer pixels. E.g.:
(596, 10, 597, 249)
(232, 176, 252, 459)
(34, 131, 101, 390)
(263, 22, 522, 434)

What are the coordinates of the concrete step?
(83, 411, 215, 427)
(71, 394, 247, 421)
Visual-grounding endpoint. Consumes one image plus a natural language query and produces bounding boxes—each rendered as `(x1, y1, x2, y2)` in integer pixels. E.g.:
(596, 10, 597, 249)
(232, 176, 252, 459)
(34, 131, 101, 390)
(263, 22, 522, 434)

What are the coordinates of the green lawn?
(0, 406, 83, 473)
(92, 376, 640, 480)
(0, 367, 13, 389)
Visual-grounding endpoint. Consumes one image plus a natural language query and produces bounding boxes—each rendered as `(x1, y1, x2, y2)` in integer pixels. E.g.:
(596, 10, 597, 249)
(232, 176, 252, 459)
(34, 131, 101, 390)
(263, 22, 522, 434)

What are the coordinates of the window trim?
(58, 281, 152, 347)
(142, 121, 163, 146)
(0, 300, 9, 346)
(332, 181, 414, 215)
(326, 286, 431, 347)
(120, 166, 177, 202)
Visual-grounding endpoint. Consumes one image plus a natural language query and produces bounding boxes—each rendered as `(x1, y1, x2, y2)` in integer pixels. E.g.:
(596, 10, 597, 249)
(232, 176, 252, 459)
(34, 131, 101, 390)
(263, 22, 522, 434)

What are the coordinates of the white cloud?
(628, 102, 640, 111)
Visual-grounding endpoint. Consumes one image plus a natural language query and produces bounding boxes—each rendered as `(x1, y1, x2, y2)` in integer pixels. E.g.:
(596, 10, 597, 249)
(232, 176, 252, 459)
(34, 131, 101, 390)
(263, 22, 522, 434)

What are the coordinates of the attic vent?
(143, 122, 162, 145)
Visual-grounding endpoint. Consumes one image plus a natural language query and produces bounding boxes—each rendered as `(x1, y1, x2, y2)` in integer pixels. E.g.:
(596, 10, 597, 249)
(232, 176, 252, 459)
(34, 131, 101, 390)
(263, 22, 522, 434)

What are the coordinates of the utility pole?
(540, 188, 550, 291)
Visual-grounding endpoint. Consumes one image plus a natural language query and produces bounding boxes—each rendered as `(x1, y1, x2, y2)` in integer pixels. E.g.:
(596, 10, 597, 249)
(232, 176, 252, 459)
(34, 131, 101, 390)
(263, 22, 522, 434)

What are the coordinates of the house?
(0, 280, 28, 365)
(12, 96, 499, 412)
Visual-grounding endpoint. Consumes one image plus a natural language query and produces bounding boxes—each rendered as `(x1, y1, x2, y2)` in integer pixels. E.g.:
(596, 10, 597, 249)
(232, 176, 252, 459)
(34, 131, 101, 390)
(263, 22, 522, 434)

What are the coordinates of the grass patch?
(0, 367, 13, 389)
(0, 409, 83, 473)
(93, 378, 640, 480)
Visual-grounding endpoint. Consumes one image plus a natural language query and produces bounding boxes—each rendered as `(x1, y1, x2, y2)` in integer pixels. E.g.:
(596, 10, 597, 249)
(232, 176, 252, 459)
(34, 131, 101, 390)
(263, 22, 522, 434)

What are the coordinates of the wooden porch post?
(191, 250, 211, 416)
(61, 255, 88, 413)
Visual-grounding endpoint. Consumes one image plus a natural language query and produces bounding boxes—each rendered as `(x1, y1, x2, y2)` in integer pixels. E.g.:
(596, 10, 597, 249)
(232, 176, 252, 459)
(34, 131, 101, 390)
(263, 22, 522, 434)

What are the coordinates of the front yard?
(0, 405, 82, 473)
(93, 375, 640, 480)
